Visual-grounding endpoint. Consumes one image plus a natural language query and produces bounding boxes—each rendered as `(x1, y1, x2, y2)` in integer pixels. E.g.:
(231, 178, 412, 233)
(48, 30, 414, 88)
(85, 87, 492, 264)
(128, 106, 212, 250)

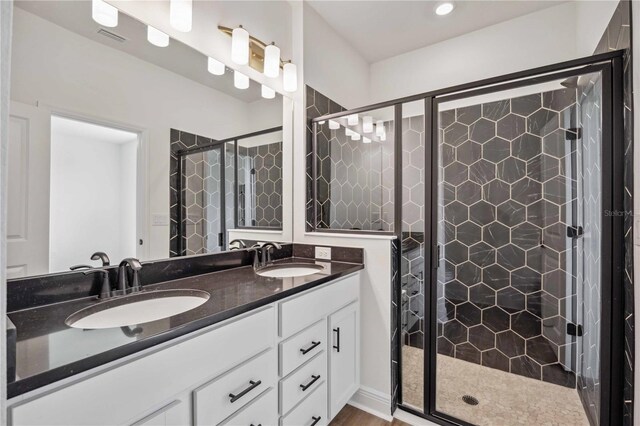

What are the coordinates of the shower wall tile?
(437, 90, 579, 389)
(244, 142, 283, 228)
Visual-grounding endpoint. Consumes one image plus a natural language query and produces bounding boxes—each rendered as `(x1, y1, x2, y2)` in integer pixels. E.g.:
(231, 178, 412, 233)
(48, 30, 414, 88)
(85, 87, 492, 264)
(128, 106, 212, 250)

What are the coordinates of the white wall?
(50, 122, 137, 271)
(303, 5, 370, 109)
(11, 7, 282, 261)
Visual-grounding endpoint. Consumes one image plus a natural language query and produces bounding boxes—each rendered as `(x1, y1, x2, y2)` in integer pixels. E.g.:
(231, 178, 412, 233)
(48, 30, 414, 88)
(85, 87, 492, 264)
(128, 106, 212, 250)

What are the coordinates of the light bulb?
(435, 2, 455, 16)
(318, 121, 326, 125)
(147, 25, 169, 47)
(283, 62, 297, 92)
(376, 121, 385, 137)
(380, 132, 387, 141)
(352, 133, 361, 141)
(261, 85, 275, 99)
(170, 0, 192, 32)
(363, 116, 373, 133)
(347, 114, 359, 126)
(207, 57, 225, 75)
(231, 26, 249, 65)
(92, 0, 118, 27)
(234, 71, 249, 89)
(363, 137, 371, 144)
(329, 120, 340, 130)
(264, 44, 280, 78)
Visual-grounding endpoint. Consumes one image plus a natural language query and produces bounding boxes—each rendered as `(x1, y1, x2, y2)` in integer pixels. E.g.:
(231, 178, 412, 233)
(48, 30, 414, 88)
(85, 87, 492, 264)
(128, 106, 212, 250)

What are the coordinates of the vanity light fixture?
(362, 116, 373, 133)
(283, 61, 298, 92)
(376, 121, 385, 137)
(170, 0, 192, 32)
(207, 57, 225, 75)
(231, 26, 250, 65)
(435, 2, 455, 16)
(345, 128, 354, 137)
(92, 0, 118, 28)
(261, 85, 275, 99)
(380, 132, 387, 141)
(234, 70, 249, 89)
(329, 120, 340, 130)
(147, 25, 169, 47)
(264, 43, 281, 78)
(351, 132, 361, 141)
(347, 114, 359, 126)
(363, 137, 371, 144)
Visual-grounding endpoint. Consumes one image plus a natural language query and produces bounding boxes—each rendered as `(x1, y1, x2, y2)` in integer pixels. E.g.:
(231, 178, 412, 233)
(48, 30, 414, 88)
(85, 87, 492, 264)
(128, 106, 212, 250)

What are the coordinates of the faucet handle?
(83, 269, 112, 299)
(70, 264, 93, 271)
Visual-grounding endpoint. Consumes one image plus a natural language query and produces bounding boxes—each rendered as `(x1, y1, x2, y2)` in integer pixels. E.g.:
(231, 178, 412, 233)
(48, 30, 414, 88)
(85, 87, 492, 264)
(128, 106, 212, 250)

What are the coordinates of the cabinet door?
(131, 399, 190, 426)
(328, 302, 359, 420)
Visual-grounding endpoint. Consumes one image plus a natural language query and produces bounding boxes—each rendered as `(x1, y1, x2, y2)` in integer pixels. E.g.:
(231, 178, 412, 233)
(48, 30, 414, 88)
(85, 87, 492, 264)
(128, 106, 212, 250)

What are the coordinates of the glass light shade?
(362, 116, 373, 133)
(347, 114, 359, 126)
(147, 26, 169, 47)
(329, 120, 340, 130)
(435, 2, 455, 16)
(362, 137, 371, 144)
(283, 62, 298, 92)
(264, 44, 280, 78)
(351, 133, 361, 141)
(231, 26, 250, 65)
(207, 57, 225, 75)
(345, 128, 354, 137)
(376, 121, 385, 137)
(380, 132, 387, 141)
(234, 71, 249, 89)
(92, 0, 118, 27)
(261, 85, 275, 99)
(318, 121, 326, 125)
(170, 0, 192, 32)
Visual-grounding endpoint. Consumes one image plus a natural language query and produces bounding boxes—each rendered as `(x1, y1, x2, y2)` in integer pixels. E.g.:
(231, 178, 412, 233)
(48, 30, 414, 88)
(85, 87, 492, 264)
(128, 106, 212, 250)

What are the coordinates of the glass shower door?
(432, 70, 607, 425)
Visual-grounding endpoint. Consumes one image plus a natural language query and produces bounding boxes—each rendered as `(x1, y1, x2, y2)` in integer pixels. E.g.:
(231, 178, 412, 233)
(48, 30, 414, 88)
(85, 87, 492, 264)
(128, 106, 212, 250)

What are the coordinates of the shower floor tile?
(401, 346, 589, 425)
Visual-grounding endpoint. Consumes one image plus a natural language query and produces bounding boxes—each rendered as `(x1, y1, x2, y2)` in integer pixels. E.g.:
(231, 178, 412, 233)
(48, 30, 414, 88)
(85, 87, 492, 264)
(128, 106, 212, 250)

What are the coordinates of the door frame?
(412, 53, 625, 426)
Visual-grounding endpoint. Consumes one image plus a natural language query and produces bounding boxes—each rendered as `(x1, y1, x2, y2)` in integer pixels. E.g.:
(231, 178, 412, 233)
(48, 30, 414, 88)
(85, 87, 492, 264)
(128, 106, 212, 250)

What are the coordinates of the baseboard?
(394, 408, 440, 426)
(348, 386, 393, 421)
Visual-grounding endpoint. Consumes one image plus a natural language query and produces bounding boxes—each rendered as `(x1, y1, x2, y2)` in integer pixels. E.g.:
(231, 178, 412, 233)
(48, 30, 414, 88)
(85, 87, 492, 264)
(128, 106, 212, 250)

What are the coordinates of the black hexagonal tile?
(437, 337, 455, 356)
(439, 110, 456, 129)
(497, 287, 526, 313)
(442, 182, 456, 206)
(542, 129, 569, 158)
(511, 311, 542, 338)
(512, 133, 541, 161)
(526, 246, 559, 274)
(445, 279, 468, 303)
(527, 290, 559, 318)
(457, 221, 482, 246)
(526, 336, 558, 365)
(496, 200, 526, 227)
(470, 201, 496, 226)
(468, 159, 496, 185)
(543, 175, 571, 206)
(482, 179, 510, 205)
(469, 242, 496, 267)
(444, 201, 469, 225)
(542, 269, 567, 298)
(482, 100, 510, 121)
(483, 306, 510, 333)
(511, 93, 541, 117)
(496, 330, 526, 357)
(456, 342, 481, 364)
(527, 199, 560, 228)
(457, 181, 482, 205)
(497, 113, 526, 140)
(468, 324, 495, 351)
(483, 137, 510, 163)
(483, 264, 510, 290)
(497, 244, 526, 271)
(511, 178, 542, 206)
(527, 108, 559, 137)
(511, 222, 542, 250)
(457, 104, 482, 125)
(483, 221, 510, 248)
(482, 349, 510, 372)
(511, 267, 542, 294)
(445, 240, 468, 265)
(457, 302, 482, 327)
(457, 261, 482, 286)
(457, 140, 482, 165)
(443, 122, 469, 146)
(542, 363, 576, 387)
(511, 355, 541, 380)
(469, 283, 496, 308)
(444, 161, 468, 186)
(543, 222, 568, 252)
(443, 319, 468, 344)
(497, 157, 526, 184)
(469, 118, 496, 143)
(542, 316, 567, 346)
(542, 88, 576, 112)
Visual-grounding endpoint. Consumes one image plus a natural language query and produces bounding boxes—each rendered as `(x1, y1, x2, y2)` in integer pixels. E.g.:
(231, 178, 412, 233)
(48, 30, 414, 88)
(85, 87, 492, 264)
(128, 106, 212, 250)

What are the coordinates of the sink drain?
(462, 395, 479, 406)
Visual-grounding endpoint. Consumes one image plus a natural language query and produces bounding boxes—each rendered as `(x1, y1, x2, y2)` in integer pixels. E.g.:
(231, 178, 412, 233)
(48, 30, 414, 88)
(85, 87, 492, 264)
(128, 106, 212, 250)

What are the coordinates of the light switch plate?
(152, 213, 169, 226)
(315, 246, 331, 260)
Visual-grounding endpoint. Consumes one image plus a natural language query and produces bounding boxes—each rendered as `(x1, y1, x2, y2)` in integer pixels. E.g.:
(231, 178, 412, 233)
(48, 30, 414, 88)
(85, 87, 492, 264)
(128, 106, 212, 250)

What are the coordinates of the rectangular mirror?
(8, 0, 289, 278)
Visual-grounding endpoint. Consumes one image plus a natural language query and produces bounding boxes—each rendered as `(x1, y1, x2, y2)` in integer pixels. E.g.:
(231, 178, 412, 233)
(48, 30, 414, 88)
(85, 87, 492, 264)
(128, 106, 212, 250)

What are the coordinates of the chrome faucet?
(83, 269, 112, 299)
(91, 252, 111, 266)
(260, 242, 282, 267)
(229, 239, 246, 250)
(118, 258, 143, 293)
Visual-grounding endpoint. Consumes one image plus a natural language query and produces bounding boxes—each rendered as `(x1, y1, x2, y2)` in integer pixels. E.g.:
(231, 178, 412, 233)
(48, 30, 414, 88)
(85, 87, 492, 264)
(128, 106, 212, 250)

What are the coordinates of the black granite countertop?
(7, 256, 363, 398)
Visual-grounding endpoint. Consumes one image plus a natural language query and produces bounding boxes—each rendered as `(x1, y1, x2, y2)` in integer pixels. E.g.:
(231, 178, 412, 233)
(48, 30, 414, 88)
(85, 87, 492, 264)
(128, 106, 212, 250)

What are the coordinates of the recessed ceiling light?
(435, 2, 455, 16)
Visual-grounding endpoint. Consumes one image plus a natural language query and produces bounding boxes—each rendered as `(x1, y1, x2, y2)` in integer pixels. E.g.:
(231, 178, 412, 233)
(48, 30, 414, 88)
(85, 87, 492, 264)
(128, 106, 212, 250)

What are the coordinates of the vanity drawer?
(279, 320, 326, 377)
(280, 382, 327, 426)
(280, 351, 326, 415)
(278, 274, 359, 338)
(219, 388, 278, 426)
(194, 349, 277, 426)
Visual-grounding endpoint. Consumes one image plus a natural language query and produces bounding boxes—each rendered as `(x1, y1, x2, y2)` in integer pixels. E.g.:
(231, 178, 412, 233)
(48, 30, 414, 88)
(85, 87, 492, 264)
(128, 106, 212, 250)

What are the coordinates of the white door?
(328, 302, 359, 420)
(7, 101, 51, 278)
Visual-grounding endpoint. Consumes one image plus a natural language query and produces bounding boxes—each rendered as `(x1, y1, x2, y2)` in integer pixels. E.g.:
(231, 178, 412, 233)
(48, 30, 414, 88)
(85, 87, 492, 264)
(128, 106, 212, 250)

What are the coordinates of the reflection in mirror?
(8, 0, 286, 278)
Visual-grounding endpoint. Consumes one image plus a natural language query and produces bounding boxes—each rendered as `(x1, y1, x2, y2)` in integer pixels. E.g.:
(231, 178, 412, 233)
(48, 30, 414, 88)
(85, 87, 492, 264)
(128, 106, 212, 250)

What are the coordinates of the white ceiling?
(307, 0, 567, 63)
(52, 116, 138, 145)
(16, 0, 267, 103)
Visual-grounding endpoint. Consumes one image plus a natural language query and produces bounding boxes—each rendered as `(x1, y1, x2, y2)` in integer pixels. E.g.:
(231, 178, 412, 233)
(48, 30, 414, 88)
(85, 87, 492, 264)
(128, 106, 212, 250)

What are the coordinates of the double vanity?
(6, 244, 363, 426)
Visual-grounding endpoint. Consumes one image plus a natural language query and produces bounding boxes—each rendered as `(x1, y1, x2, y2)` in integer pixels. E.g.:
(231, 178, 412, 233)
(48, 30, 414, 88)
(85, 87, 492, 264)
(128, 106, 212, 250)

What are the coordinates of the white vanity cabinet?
(8, 272, 361, 426)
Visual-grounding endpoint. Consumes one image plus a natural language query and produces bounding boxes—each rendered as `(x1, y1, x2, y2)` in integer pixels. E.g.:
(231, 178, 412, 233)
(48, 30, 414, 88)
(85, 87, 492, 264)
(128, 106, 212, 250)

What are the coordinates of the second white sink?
(256, 263, 325, 278)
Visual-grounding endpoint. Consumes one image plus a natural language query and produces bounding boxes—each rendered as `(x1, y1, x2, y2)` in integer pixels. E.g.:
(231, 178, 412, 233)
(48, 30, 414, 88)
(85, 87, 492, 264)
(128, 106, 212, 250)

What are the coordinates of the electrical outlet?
(315, 246, 331, 260)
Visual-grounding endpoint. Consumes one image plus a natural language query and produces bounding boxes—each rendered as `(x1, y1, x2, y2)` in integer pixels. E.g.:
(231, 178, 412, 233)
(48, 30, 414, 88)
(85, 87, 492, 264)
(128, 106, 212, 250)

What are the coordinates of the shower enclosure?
(309, 51, 625, 426)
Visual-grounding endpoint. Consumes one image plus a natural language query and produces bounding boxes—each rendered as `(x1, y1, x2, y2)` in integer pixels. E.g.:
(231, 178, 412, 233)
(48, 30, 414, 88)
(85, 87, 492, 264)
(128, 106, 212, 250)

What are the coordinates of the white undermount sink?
(256, 263, 325, 278)
(65, 289, 210, 329)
